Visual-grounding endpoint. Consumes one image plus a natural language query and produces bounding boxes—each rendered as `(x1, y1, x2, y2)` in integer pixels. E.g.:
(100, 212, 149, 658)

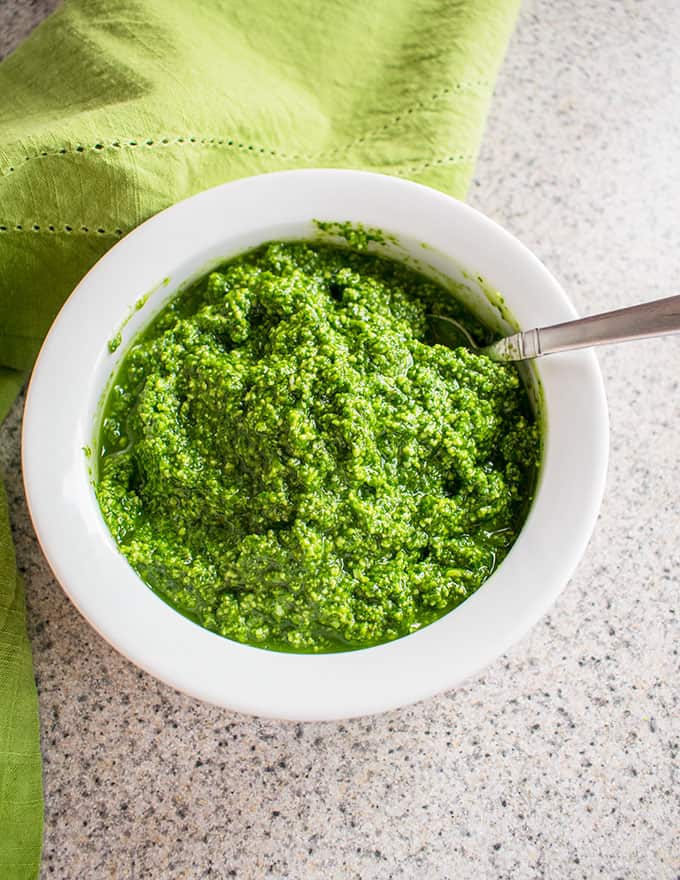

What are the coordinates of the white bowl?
(22, 170, 608, 720)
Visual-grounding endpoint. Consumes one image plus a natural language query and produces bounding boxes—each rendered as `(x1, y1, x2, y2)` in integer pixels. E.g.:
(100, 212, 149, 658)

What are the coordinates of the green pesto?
(314, 220, 392, 251)
(96, 241, 540, 653)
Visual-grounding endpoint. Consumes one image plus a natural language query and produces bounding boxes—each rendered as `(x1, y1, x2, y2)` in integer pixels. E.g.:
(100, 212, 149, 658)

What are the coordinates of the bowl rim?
(21, 169, 609, 720)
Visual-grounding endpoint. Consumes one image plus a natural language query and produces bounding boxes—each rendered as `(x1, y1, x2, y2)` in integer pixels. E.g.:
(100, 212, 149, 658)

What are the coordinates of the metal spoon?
(429, 294, 680, 362)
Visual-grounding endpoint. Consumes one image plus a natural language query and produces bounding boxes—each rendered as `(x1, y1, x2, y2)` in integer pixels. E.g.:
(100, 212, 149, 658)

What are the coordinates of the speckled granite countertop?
(1, 1, 679, 878)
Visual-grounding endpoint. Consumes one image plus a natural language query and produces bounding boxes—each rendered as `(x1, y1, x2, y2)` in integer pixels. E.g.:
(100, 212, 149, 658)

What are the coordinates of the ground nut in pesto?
(96, 241, 540, 652)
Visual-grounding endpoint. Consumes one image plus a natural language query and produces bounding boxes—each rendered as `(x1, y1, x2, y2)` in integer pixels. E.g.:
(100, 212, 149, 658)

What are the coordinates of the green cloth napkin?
(0, 481, 42, 880)
(0, 0, 519, 875)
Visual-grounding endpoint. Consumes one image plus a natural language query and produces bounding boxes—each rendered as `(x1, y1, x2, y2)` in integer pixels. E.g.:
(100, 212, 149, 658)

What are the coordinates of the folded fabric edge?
(0, 368, 26, 423)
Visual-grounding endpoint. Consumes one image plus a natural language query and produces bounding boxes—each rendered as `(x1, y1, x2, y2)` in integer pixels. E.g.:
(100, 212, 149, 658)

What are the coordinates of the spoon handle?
(486, 294, 680, 361)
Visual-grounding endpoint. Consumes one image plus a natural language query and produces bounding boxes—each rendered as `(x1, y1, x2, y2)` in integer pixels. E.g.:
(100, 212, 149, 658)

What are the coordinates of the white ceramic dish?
(22, 170, 608, 720)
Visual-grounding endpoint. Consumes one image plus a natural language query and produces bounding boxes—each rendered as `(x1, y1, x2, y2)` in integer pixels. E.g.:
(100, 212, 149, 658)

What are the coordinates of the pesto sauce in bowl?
(96, 241, 540, 653)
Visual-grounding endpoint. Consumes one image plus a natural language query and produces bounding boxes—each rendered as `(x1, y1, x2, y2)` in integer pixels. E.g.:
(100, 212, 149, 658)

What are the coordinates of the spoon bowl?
(430, 295, 680, 362)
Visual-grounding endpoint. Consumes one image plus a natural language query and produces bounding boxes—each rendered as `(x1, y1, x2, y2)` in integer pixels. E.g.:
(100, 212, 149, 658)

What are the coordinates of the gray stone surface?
(0, 0, 60, 59)
(1, 1, 679, 878)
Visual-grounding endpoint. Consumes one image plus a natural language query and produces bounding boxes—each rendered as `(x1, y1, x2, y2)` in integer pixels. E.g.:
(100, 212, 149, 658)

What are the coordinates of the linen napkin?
(0, 0, 520, 875)
(0, 481, 42, 880)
